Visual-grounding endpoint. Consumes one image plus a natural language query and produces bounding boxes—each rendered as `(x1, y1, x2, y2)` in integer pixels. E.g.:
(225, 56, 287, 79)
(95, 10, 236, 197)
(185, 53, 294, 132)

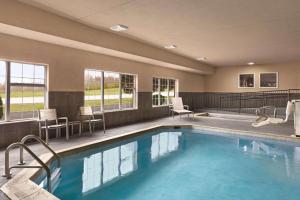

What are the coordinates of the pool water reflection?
(36, 128, 300, 200)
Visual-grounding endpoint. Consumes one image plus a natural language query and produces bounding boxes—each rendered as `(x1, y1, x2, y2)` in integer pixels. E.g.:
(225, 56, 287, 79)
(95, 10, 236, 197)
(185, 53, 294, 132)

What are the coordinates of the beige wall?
(205, 62, 300, 92)
(0, 0, 214, 74)
(0, 33, 205, 92)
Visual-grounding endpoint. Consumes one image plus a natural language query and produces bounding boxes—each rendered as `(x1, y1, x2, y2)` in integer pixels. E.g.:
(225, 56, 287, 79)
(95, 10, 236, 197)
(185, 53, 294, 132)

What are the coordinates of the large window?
(0, 60, 47, 121)
(104, 72, 120, 110)
(121, 74, 136, 109)
(152, 77, 177, 106)
(84, 70, 102, 111)
(84, 69, 137, 111)
(0, 61, 6, 121)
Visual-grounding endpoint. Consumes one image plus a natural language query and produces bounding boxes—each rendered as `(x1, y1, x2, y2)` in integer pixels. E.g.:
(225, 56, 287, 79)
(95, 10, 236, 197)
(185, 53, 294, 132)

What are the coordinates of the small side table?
(69, 121, 82, 136)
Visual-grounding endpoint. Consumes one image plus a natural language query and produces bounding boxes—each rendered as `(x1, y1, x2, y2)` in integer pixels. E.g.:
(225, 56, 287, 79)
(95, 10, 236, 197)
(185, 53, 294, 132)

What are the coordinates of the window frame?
(0, 59, 48, 122)
(84, 69, 103, 112)
(120, 73, 137, 110)
(84, 69, 138, 112)
(152, 76, 178, 107)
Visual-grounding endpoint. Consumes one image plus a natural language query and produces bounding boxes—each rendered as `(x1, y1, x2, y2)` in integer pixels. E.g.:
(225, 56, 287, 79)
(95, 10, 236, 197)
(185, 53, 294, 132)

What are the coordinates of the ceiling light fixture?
(164, 44, 177, 49)
(247, 62, 255, 66)
(197, 57, 207, 61)
(110, 24, 128, 32)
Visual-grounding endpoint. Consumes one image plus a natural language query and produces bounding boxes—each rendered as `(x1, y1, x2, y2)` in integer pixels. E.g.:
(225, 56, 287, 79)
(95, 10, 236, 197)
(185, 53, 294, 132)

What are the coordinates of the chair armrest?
(183, 105, 189, 110)
(58, 117, 69, 124)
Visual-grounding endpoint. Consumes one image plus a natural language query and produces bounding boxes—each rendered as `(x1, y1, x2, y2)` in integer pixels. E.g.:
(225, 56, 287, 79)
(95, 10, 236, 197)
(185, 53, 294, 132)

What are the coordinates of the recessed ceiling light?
(197, 57, 207, 61)
(164, 44, 177, 49)
(248, 62, 255, 66)
(110, 24, 128, 32)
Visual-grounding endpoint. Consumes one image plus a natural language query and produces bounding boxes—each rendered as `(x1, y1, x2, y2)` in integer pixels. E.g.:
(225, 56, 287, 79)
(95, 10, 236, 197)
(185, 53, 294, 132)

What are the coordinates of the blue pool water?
(36, 128, 300, 200)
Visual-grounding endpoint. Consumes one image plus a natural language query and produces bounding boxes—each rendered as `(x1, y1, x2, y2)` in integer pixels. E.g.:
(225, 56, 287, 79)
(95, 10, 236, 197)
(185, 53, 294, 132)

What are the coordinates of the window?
(121, 74, 136, 109)
(84, 70, 102, 112)
(152, 78, 159, 106)
(0, 61, 6, 120)
(168, 79, 176, 102)
(0, 60, 47, 121)
(152, 77, 177, 106)
(160, 78, 168, 106)
(104, 72, 120, 110)
(84, 69, 137, 111)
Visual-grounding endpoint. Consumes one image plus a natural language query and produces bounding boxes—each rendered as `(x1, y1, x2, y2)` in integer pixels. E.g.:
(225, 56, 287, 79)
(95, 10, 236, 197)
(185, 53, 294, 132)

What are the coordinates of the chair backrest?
(80, 106, 93, 116)
(39, 109, 57, 121)
(171, 97, 184, 110)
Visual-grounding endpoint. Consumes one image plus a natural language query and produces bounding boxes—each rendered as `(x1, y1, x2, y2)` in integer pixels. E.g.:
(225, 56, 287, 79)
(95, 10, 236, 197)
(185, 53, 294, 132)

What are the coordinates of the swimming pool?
(35, 127, 300, 200)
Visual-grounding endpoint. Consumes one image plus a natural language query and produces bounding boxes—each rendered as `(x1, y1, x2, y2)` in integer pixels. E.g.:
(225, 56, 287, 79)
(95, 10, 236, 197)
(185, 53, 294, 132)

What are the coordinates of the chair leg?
(89, 122, 92, 134)
(103, 121, 106, 134)
(81, 122, 83, 135)
(79, 123, 82, 136)
(71, 124, 74, 136)
(56, 128, 59, 138)
(38, 125, 42, 139)
(45, 128, 49, 144)
(66, 125, 69, 140)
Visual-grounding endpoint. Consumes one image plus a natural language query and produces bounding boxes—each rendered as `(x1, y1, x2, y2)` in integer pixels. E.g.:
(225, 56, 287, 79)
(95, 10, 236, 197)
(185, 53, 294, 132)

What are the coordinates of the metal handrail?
(3, 142, 52, 192)
(19, 135, 61, 168)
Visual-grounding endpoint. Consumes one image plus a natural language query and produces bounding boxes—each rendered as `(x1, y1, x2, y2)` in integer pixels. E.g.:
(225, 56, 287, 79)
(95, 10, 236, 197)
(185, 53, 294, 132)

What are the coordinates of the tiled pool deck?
(0, 113, 296, 199)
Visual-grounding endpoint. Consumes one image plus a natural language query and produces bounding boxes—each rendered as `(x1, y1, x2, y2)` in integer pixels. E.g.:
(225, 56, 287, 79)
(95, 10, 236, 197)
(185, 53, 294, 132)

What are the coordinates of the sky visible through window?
(11, 62, 45, 84)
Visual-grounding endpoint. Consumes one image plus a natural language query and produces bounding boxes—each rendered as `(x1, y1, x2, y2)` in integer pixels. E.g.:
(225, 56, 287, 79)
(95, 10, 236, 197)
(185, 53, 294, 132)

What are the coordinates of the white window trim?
(152, 76, 178, 107)
(0, 59, 48, 122)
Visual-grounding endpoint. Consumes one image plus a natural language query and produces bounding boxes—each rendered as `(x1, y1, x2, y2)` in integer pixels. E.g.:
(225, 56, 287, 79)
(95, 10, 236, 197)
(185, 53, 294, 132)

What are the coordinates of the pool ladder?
(2, 135, 61, 192)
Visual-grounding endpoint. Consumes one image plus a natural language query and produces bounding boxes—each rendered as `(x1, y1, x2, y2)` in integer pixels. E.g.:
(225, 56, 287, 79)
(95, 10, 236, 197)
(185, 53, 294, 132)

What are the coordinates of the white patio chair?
(38, 109, 69, 144)
(170, 97, 194, 119)
(252, 101, 294, 127)
(80, 106, 106, 134)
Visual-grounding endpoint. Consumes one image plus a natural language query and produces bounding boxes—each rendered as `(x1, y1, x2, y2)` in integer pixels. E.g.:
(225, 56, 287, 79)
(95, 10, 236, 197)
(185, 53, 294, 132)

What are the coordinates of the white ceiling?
(17, 0, 300, 67)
